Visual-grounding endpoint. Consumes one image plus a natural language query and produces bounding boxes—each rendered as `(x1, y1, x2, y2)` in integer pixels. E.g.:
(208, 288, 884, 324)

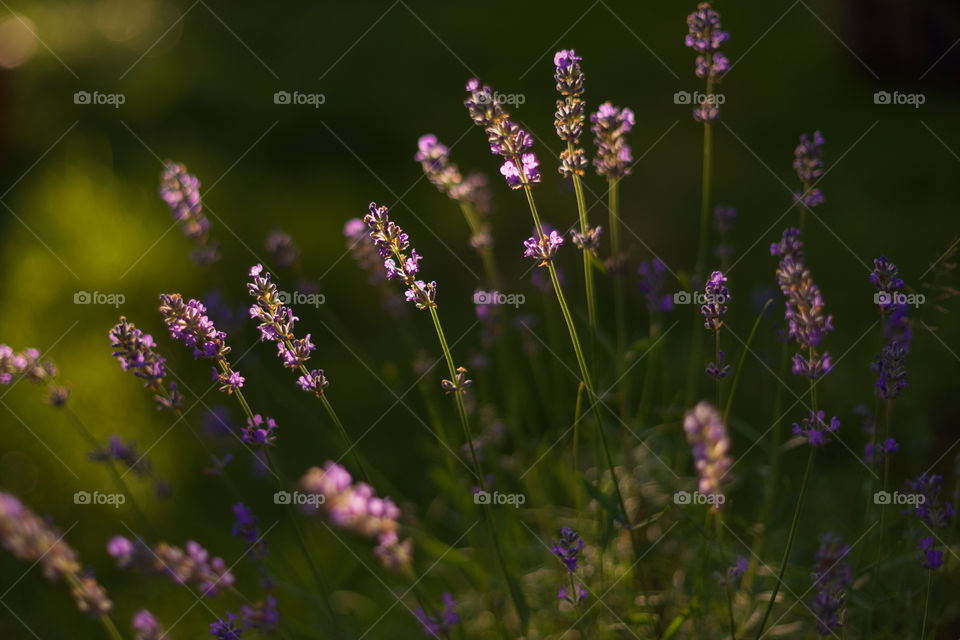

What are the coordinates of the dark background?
(1, 1, 959, 637)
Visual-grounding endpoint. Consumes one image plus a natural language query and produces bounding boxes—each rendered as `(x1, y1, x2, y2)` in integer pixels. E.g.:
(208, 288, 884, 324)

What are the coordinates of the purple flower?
(415, 134, 492, 213)
(159, 294, 232, 360)
(89, 435, 169, 497)
(557, 582, 588, 604)
(132, 609, 165, 640)
(210, 612, 243, 639)
(159, 161, 220, 264)
(590, 102, 634, 178)
(551, 526, 585, 573)
(864, 438, 899, 465)
(241, 595, 278, 632)
(108, 535, 234, 597)
(414, 592, 458, 638)
(524, 230, 564, 267)
(265, 228, 301, 270)
(637, 259, 674, 313)
(570, 225, 602, 253)
(872, 340, 907, 399)
(500, 153, 541, 189)
(706, 349, 730, 379)
(685, 2, 730, 54)
(241, 415, 278, 446)
(905, 473, 956, 529)
(109, 318, 170, 401)
(683, 401, 731, 503)
(702, 270, 729, 331)
(809, 533, 850, 636)
(0, 345, 69, 404)
(554, 49, 587, 178)
(792, 410, 840, 447)
(919, 536, 944, 571)
(364, 203, 439, 311)
(793, 132, 826, 207)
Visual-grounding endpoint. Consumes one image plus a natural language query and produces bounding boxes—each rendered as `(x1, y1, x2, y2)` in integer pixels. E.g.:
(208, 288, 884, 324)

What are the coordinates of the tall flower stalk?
(464, 79, 636, 559)
(362, 202, 528, 631)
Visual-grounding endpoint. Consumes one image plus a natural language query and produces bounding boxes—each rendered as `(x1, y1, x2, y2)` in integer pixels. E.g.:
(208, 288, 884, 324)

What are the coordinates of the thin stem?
(458, 201, 499, 286)
(608, 177, 628, 419)
(99, 615, 124, 640)
(754, 445, 816, 639)
(920, 569, 932, 640)
(714, 330, 722, 410)
(722, 300, 774, 426)
(569, 147, 598, 335)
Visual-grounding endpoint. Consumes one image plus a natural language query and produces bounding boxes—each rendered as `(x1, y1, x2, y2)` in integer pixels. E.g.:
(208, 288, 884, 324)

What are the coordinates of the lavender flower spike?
(809, 533, 851, 636)
(159, 160, 220, 264)
(0, 345, 70, 406)
(590, 102, 634, 178)
(554, 49, 588, 178)
(107, 535, 235, 596)
(683, 401, 731, 507)
(701, 270, 729, 331)
(465, 78, 541, 189)
(363, 202, 437, 311)
(414, 592, 459, 638)
(132, 609, 167, 640)
(159, 294, 244, 394)
(793, 132, 826, 208)
(110, 317, 183, 412)
(524, 230, 564, 267)
(684, 2, 730, 121)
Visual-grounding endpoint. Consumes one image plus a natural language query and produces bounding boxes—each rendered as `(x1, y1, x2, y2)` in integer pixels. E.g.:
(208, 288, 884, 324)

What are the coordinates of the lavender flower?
(89, 435, 170, 497)
(918, 536, 944, 571)
(159, 160, 220, 264)
(440, 366, 472, 395)
(415, 134, 493, 215)
(792, 410, 840, 447)
(232, 503, 276, 608)
(465, 78, 541, 189)
(242, 595, 278, 632)
(683, 401, 731, 505)
(551, 526, 588, 603)
(554, 49, 588, 178)
(300, 462, 412, 571)
(344, 217, 389, 283)
(872, 340, 907, 399)
(110, 317, 183, 412)
(210, 612, 243, 639)
(524, 230, 564, 267)
(702, 270, 729, 331)
(108, 535, 234, 596)
(717, 555, 748, 586)
(0, 345, 70, 405)
(772, 228, 834, 379)
(241, 415, 278, 446)
(864, 438, 899, 465)
(706, 349, 730, 379)
(570, 225, 602, 253)
(132, 609, 167, 640)
(793, 132, 826, 208)
(265, 228, 301, 270)
(809, 533, 851, 636)
(904, 473, 956, 529)
(870, 256, 911, 398)
(413, 592, 458, 638)
(0, 492, 112, 616)
(590, 102, 634, 178)
(364, 203, 437, 310)
(637, 259, 674, 313)
(684, 2, 730, 121)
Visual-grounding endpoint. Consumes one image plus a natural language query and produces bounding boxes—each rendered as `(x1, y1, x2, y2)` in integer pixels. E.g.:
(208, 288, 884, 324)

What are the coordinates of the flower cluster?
(551, 526, 588, 604)
(159, 160, 219, 264)
(440, 365, 472, 395)
(772, 228, 834, 379)
(159, 294, 244, 393)
(793, 132, 826, 208)
(524, 229, 564, 267)
(132, 609, 167, 640)
(246, 264, 328, 395)
(701, 270, 729, 331)
(864, 438, 898, 465)
(904, 473, 956, 531)
(241, 414, 279, 446)
(809, 533, 851, 636)
(415, 134, 493, 213)
(637, 259, 674, 313)
(0, 492, 112, 616)
(299, 462, 412, 571)
(210, 612, 242, 639)
(570, 225, 602, 254)
(89, 434, 170, 497)
(706, 350, 729, 379)
(792, 410, 840, 447)
(414, 592, 459, 638)
(683, 401, 731, 506)
(107, 535, 235, 596)
(344, 217, 389, 283)
(716, 555, 748, 586)
(684, 2, 730, 120)
(265, 228, 301, 270)
(870, 256, 910, 399)
(465, 78, 541, 189)
(0, 344, 70, 405)
(232, 503, 278, 629)
(110, 317, 183, 412)
(554, 49, 588, 178)
(590, 102, 634, 178)
(364, 203, 437, 310)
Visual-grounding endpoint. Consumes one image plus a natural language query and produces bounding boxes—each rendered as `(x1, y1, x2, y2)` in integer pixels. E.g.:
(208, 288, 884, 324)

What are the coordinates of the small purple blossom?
(132, 609, 165, 640)
(792, 410, 840, 447)
(551, 526, 585, 573)
(159, 161, 220, 264)
(554, 49, 588, 178)
(637, 259, 674, 313)
(570, 225, 602, 253)
(864, 438, 899, 465)
(706, 349, 730, 379)
(685, 3, 729, 120)
(241, 415, 278, 446)
(414, 592, 458, 638)
(365, 203, 439, 311)
(919, 536, 944, 571)
(590, 102, 634, 178)
(109, 317, 182, 412)
(809, 533, 850, 636)
(905, 473, 956, 529)
(210, 612, 243, 639)
(683, 401, 731, 504)
(524, 230, 564, 267)
(500, 153, 541, 189)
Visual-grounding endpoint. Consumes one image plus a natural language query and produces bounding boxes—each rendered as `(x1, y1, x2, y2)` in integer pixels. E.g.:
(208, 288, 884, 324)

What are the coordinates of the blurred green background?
(1, 0, 960, 637)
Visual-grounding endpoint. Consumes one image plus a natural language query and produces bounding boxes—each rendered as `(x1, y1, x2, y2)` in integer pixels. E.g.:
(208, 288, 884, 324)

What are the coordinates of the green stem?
(722, 300, 774, 426)
(569, 147, 598, 336)
(608, 177, 628, 419)
(458, 201, 499, 286)
(920, 569, 932, 640)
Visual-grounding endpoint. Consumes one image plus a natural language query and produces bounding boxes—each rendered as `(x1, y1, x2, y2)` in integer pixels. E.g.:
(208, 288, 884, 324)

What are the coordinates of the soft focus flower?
(793, 132, 826, 208)
(683, 401, 731, 505)
(809, 533, 850, 636)
(241, 415, 278, 446)
(265, 228, 301, 270)
(904, 473, 956, 529)
(159, 160, 220, 264)
(706, 350, 730, 379)
(110, 317, 183, 412)
(792, 410, 840, 447)
(637, 259, 674, 313)
(864, 438, 899, 465)
(0, 345, 70, 405)
(132, 609, 166, 640)
(210, 612, 243, 639)
(107, 535, 234, 597)
(570, 225, 602, 253)
(0, 492, 112, 617)
(590, 102, 634, 178)
(919, 536, 944, 571)
(414, 592, 458, 638)
(89, 434, 170, 497)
